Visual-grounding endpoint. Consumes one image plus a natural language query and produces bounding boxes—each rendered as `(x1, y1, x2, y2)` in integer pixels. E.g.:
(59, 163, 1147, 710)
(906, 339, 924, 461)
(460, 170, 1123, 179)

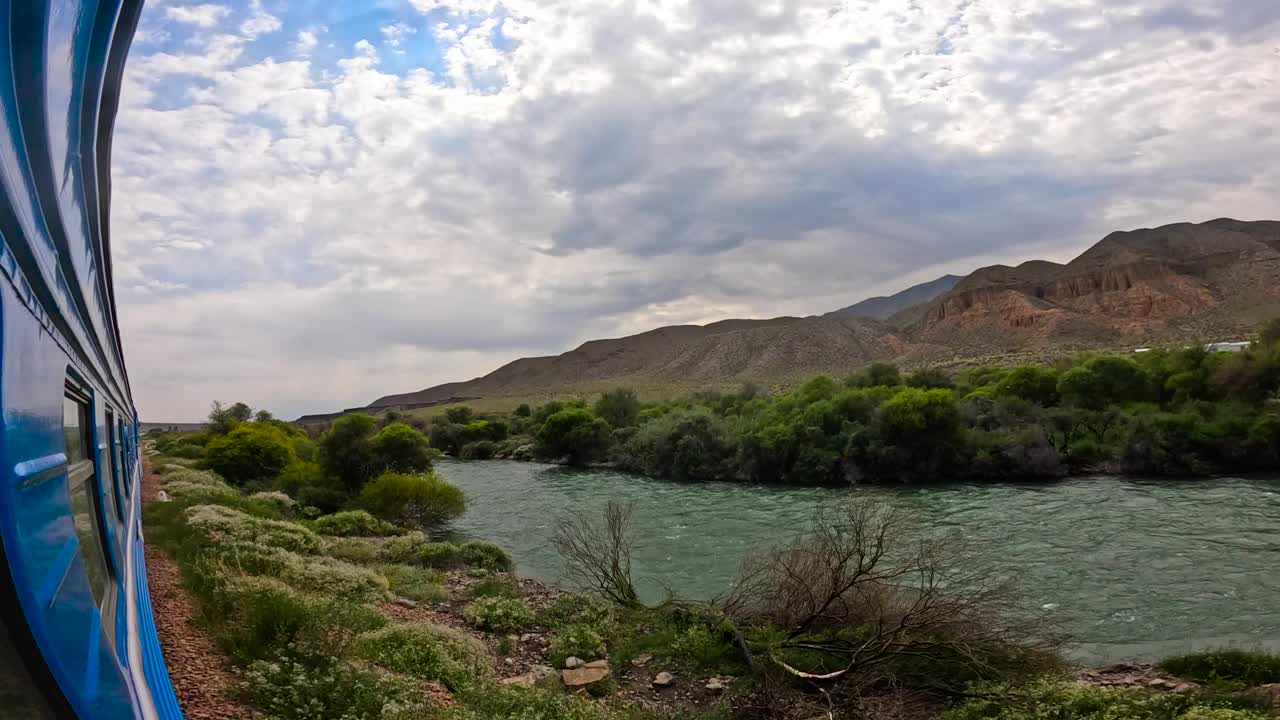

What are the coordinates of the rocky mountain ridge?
(360, 219, 1280, 413)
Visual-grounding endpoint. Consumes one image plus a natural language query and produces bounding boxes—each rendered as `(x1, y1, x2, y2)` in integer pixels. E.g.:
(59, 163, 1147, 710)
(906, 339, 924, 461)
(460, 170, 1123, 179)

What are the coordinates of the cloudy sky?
(113, 0, 1280, 421)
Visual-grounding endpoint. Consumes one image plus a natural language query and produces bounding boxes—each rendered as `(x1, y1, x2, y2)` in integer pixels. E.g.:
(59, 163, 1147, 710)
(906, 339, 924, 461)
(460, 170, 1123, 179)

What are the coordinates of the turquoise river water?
(435, 459, 1280, 664)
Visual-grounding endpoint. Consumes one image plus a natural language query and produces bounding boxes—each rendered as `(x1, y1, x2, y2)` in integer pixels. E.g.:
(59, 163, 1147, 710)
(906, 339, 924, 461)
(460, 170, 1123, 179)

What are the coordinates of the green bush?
(204, 424, 296, 486)
(371, 422, 438, 473)
(164, 480, 242, 504)
(358, 471, 466, 530)
(323, 537, 382, 564)
(377, 564, 448, 604)
(242, 650, 420, 720)
(463, 597, 536, 633)
(538, 593, 615, 630)
(549, 624, 607, 667)
(459, 440, 498, 460)
(460, 540, 513, 572)
(1159, 649, 1280, 687)
(248, 491, 297, 516)
(217, 542, 390, 603)
(535, 408, 611, 464)
(352, 623, 492, 690)
(185, 504, 322, 554)
(318, 414, 379, 491)
(311, 510, 401, 537)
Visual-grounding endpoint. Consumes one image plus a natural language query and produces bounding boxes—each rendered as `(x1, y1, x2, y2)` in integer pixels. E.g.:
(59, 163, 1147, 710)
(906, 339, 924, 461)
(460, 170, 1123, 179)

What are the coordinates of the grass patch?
(538, 593, 614, 630)
(467, 577, 519, 599)
(186, 504, 322, 554)
(606, 605, 747, 676)
(377, 564, 448, 604)
(459, 540, 513, 572)
(352, 623, 492, 690)
(1159, 649, 1280, 688)
(322, 536, 382, 564)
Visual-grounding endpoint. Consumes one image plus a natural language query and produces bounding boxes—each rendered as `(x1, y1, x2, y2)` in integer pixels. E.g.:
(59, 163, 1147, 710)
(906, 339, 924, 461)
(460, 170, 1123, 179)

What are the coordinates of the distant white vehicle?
(1204, 341, 1251, 353)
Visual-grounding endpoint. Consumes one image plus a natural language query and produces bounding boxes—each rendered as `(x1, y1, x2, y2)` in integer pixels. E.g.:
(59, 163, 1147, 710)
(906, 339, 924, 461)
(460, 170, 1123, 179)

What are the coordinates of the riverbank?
(143, 445, 1280, 719)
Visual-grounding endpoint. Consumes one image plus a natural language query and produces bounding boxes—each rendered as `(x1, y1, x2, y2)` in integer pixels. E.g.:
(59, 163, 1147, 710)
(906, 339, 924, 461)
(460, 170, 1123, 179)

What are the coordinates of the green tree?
(593, 388, 641, 429)
(445, 406, 474, 425)
(1258, 317, 1280, 347)
(848, 362, 902, 388)
(318, 414, 379, 491)
(994, 367, 1060, 406)
(535, 409, 611, 464)
(905, 368, 954, 389)
(358, 471, 465, 529)
(1059, 357, 1151, 409)
(204, 423, 295, 486)
(206, 400, 253, 435)
(370, 422, 437, 473)
(253, 409, 275, 423)
(513, 403, 531, 418)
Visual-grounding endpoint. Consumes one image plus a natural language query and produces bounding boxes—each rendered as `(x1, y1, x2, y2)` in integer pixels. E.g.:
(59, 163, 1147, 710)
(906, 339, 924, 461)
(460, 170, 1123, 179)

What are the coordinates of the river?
(434, 459, 1280, 664)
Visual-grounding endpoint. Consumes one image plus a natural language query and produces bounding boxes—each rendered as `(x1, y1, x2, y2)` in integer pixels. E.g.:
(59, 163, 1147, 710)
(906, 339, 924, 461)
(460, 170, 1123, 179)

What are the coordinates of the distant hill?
(332, 219, 1280, 419)
(834, 274, 962, 320)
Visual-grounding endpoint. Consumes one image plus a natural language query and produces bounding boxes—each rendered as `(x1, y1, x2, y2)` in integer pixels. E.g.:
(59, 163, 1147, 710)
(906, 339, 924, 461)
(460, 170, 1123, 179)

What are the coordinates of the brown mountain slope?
(899, 219, 1280, 358)
(358, 218, 1280, 415)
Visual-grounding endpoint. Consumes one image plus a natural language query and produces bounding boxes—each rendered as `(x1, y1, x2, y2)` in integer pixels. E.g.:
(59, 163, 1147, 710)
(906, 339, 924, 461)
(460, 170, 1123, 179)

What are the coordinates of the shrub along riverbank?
(401, 321, 1280, 485)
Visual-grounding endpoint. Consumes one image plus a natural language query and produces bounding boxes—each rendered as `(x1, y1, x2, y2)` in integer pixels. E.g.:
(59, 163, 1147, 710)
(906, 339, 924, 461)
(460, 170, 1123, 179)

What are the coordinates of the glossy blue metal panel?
(1, 0, 182, 716)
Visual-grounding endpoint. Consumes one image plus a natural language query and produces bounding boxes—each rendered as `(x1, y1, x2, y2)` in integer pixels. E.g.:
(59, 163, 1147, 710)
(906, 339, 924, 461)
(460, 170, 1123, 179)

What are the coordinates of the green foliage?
(370, 422, 438, 474)
(242, 650, 421, 720)
(311, 510, 401, 537)
(595, 387, 642, 429)
(317, 414, 379, 491)
(994, 367, 1061, 406)
(377, 564, 448, 604)
(358, 471, 466, 529)
(459, 540, 513, 572)
(942, 679, 1270, 720)
(1159, 649, 1280, 687)
(467, 577, 519, 599)
(382, 532, 470, 568)
(463, 596, 536, 633)
(906, 367, 955, 389)
(206, 400, 253, 435)
(460, 440, 498, 460)
(322, 536, 382, 564)
(185, 504, 323, 554)
(352, 623, 492, 690)
(549, 624, 607, 666)
(619, 409, 739, 482)
(538, 593, 615, 630)
(848, 362, 903, 388)
(204, 424, 296, 486)
(535, 408, 612, 464)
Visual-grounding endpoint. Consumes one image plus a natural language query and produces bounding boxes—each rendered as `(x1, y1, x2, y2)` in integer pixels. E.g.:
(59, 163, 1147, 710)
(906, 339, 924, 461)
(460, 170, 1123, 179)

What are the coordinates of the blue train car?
(1, 0, 182, 717)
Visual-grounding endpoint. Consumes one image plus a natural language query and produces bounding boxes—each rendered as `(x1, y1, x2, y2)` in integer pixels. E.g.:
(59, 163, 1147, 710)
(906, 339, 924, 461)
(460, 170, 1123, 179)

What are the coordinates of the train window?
(105, 410, 123, 522)
(114, 419, 128, 517)
(64, 387, 113, 609)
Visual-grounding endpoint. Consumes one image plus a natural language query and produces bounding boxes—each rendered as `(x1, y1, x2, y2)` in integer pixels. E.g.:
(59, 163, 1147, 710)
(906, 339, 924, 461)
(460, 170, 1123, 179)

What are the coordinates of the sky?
(112, 0, 1280, 421)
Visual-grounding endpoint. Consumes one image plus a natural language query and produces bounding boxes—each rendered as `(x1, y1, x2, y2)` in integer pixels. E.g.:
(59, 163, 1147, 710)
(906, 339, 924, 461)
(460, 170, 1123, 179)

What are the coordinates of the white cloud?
(164, 3, 230, 28)
(381, 22, 417, 48)
(115, 0, 1280, 420)
(293, 29, 319, 56)
(240, 0, 282, 37)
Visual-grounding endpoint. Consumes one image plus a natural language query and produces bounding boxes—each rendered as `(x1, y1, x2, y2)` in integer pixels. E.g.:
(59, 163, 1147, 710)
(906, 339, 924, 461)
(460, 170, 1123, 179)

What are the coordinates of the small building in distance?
(1204, 341, 1251, 353)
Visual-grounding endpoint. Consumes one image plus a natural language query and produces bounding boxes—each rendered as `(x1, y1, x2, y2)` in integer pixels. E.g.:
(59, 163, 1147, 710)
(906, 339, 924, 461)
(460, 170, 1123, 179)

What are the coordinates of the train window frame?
(61, 380, 118, 630)
(105, 409, 124, 523)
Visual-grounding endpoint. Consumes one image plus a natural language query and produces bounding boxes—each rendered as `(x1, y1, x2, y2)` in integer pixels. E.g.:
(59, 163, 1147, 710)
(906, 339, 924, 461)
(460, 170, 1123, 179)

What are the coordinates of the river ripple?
(436, 459, 1280, 664)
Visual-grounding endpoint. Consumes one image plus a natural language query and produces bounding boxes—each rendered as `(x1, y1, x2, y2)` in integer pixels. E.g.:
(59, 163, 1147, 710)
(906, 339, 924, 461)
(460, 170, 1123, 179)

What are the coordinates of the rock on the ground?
(565, 656, 585, 669)
(706, 678, 726, 693)
(393, 597, 419, 609)
(562, 660, 611, 689)
(631, 654, 653, 667)
(156, 490, 170, 502)
(500, 666, 556, 689)
(652, 671, 675, 688)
